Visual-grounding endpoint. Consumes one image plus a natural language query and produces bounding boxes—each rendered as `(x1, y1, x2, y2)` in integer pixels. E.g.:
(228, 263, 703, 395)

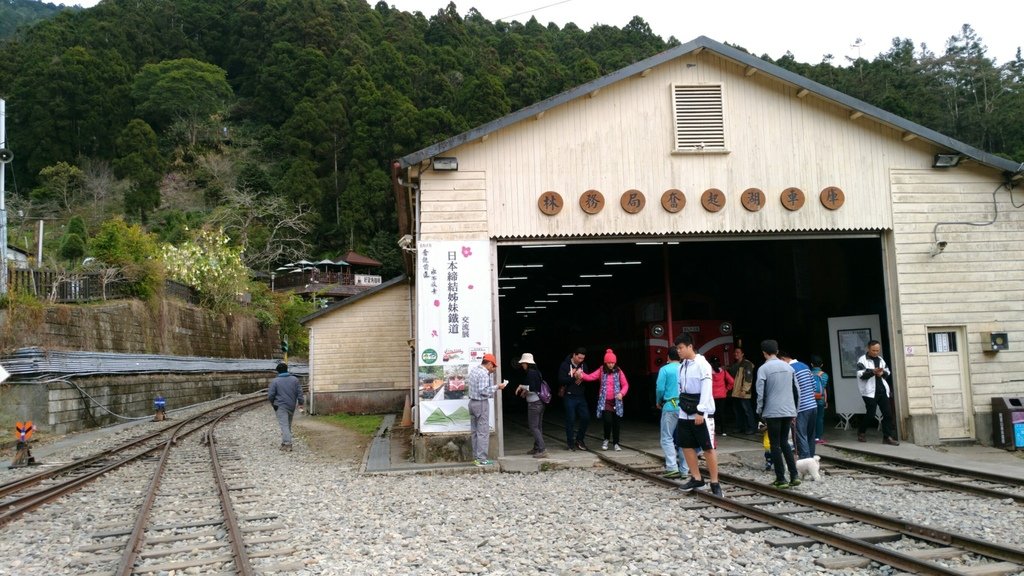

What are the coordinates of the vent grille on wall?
(672, 84, 725, 152)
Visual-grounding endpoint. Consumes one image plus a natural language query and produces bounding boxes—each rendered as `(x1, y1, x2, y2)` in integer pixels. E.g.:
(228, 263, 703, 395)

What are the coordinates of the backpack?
(812, 369, 825, 400)
(539, 379, 552, 404)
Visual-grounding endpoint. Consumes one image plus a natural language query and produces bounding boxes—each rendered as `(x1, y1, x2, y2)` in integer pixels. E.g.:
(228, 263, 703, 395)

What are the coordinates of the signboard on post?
(415, 240, 492, 433)
(0, 363, 9, 384)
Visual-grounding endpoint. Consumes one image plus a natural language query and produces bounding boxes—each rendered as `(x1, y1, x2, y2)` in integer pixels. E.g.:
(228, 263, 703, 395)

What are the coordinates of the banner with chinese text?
(415, 241, 493, 433)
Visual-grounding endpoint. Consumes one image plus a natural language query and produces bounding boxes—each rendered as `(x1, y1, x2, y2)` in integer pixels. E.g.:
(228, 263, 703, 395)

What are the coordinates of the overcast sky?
(69, 0, 1021, 65)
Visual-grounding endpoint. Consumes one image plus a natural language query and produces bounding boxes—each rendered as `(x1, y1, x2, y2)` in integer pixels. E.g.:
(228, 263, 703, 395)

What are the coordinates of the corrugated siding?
(891, 166, 1024, 415)
(305, 284, 412, 393)
(417, 50, 935, 239)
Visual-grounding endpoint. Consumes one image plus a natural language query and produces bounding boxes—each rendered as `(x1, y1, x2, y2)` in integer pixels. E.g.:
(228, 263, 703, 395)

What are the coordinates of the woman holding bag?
(516, 353, 548, 459)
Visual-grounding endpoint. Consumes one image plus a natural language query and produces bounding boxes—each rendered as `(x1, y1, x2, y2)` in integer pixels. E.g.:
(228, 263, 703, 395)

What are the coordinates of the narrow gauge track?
(11, 397, 302, 575)
(0, 395, 264, 526)
(530, 421, 1023, 575)
(726, 432, 1024, 504)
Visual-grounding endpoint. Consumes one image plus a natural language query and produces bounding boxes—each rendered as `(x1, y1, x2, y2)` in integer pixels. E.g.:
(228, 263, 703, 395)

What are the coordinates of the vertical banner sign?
(416, 241, 492, 433)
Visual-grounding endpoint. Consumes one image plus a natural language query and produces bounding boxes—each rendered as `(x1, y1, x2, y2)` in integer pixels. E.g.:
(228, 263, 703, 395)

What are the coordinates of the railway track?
(725, 432, 1024, 504)
(1, 395, 304, 575)
(533, 420, 1023, 575)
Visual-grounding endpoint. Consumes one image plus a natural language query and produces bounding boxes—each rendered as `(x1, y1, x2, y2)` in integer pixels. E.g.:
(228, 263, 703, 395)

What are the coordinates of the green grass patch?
(320, 413, 385, 436)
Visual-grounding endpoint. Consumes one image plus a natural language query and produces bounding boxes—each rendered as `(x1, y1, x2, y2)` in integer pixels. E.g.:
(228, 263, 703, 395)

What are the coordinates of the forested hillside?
(0, 0, 69, 39)
(0, 0, 1021, 280)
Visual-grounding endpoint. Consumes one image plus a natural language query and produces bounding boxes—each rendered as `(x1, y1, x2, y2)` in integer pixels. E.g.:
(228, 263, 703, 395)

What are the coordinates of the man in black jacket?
(558, 347, 590, 451)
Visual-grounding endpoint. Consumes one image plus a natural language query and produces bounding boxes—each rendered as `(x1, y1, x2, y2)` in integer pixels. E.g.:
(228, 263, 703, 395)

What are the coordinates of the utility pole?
(0, 99, 9, 298)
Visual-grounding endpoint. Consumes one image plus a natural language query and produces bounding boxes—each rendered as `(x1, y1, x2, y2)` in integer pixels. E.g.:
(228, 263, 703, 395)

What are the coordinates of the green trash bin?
(991, 397, 1024, 450)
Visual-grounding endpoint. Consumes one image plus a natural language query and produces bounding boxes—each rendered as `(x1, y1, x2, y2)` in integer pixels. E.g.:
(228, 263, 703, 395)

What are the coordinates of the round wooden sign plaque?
(820, 186, 845, 210)
(781, 187, 805, 211)
(620, 189, 645, 214)
(661, 189, 686, 213)
(579, 189, 605, 214)
(700, 188, 726, 212)
(538, 191, 563, 215)
(740, 188, 766, 212)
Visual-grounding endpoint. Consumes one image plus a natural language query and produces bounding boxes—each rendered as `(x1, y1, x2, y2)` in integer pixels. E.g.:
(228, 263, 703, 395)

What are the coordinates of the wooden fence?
(7, 269, 199, 305)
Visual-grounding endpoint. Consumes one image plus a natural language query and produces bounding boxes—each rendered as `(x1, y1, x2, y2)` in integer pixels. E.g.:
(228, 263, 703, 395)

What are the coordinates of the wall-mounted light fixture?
(432, 156, 458, 171)
(929, 240, 948, 257)
(933, 154, 962, 168)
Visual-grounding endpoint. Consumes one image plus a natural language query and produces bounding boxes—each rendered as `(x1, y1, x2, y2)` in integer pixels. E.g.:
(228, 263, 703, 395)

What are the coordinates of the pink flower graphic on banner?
(431, 330, 438, 337)
(467, 284, 474, 290)
(461, 246, 472, 257)
(433, 299, 440, 307)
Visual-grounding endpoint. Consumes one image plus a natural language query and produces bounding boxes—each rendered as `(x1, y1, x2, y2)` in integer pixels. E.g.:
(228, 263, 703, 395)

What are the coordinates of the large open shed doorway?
(494, 236, 890, 424)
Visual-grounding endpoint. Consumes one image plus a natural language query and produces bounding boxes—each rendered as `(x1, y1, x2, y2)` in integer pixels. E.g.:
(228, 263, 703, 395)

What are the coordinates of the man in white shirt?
(673, 332, 722, 497)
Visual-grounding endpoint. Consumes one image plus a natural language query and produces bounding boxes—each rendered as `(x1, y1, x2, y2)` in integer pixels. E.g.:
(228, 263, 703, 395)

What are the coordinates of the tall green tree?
(114, 119, 164, 221)
(131, 58, 233, 147)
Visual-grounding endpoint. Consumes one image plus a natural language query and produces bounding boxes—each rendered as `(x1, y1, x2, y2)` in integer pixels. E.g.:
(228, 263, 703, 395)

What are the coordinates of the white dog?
(795, 455, 821, 481)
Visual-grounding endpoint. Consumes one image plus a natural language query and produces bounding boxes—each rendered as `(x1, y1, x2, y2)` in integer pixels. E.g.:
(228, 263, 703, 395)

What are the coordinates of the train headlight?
(719, 322, 732, 335)
(651, 324, 665, 337)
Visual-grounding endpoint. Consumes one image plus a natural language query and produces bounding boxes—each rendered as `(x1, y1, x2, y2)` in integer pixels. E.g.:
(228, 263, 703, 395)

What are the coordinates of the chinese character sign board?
(416, 241, 493, 433)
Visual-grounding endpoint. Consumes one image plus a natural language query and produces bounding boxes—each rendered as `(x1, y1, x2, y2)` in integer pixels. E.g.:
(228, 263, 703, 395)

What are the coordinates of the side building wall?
(891, 166, 1024, 444)
(306, 282, 412, 414)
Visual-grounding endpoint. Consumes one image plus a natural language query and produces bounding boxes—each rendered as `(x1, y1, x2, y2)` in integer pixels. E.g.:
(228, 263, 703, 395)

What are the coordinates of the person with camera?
(856, 340, 899, 445)
(673, 333, 722, 497)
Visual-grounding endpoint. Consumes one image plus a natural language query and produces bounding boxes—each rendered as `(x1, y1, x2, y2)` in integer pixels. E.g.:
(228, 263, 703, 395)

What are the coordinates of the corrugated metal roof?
(398, 36, 1021, 177)
(0, 347, 307, 379)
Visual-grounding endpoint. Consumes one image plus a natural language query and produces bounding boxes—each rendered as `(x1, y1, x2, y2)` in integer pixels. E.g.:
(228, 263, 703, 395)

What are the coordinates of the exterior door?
(927, 327, 973, 439)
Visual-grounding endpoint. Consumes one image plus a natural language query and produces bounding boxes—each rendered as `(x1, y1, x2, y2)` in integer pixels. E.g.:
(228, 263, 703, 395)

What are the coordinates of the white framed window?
(671, 83, 726, 153)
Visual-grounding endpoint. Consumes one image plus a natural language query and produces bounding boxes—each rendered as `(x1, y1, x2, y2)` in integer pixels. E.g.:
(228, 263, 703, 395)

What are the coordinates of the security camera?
(397, 234, 414, 250)
(930, 240, 948, 257)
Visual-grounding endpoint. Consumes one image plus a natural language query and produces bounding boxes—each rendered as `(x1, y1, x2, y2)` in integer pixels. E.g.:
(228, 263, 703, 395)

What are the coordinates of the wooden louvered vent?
(672, 84, 725, 152)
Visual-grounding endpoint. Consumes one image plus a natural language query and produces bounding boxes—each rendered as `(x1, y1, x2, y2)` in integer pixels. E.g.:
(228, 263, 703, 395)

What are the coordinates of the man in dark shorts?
(673, 332, 722, 497)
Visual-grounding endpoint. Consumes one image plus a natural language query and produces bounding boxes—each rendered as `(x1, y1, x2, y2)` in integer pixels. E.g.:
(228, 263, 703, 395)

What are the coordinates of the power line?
(497, 0, 573, 23)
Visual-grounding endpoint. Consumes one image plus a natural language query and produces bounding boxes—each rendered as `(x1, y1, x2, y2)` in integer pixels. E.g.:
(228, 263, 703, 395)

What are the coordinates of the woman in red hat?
(579, 349, 629, 450)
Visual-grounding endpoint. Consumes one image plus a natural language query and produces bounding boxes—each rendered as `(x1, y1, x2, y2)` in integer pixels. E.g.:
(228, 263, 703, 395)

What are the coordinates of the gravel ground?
(2, 405, 1022, 575)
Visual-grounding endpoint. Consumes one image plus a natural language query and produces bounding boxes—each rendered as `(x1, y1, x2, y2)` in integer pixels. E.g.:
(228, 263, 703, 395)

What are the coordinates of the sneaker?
(567, 444, 576, 451)
(533, 451, 549, 459)
(613, 443, 622, 451)
(663, 470, 682, 479)
(788, 477, 802, 487)
(284, 444, 293, 452)
(815, 439, 826, 444)
(884, 437, 900, 446)
(576, 441, 588, 451)
(473, 459, 485, 467)
(763, 462, 774, 471)
(527, 448, 538, 455)
(680, 477, 706, 491)
(771, 480, 790, 489)
(602, 440, 609, 450)
(710, 482, 723, 497)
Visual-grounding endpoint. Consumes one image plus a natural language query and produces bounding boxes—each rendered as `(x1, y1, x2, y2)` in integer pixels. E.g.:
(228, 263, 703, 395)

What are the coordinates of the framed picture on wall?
(837, 328, 872, 378)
